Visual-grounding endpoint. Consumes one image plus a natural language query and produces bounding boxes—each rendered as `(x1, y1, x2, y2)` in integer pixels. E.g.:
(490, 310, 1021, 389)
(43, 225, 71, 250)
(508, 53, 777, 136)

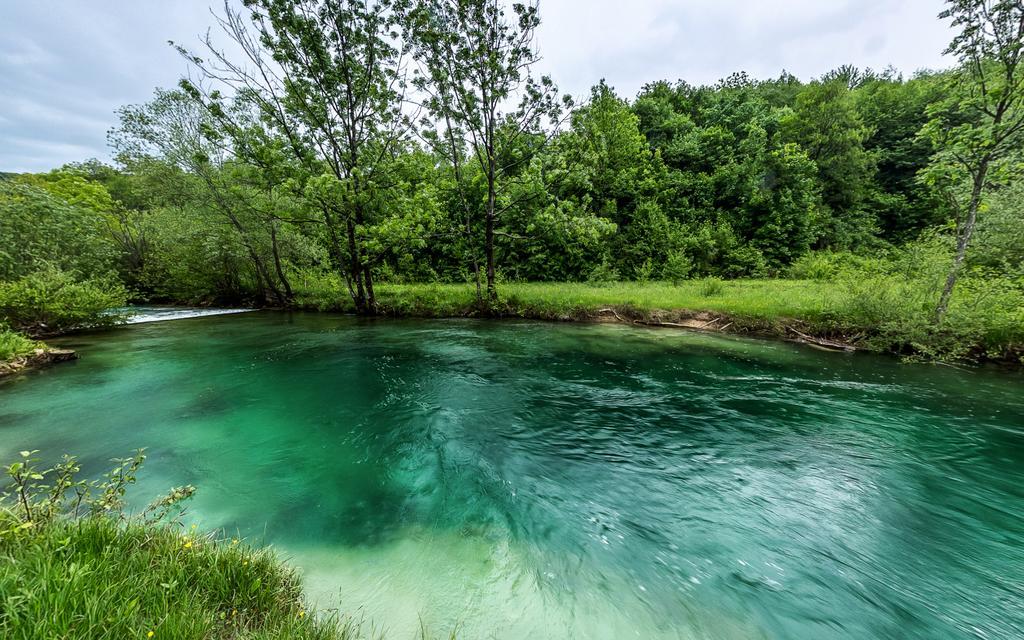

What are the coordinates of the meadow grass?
(298, 279, 839, 324)
(496, 280, 836, 321)
(294, 276, 1022, 362)
(0, 510, 364, 640)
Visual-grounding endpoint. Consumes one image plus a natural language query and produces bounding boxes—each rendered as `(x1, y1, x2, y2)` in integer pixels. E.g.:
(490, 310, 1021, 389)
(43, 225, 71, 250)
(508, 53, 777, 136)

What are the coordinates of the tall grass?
(0, 450, 370, 640)
(0, 515, 362, 640)
(293, 272, 840, 323)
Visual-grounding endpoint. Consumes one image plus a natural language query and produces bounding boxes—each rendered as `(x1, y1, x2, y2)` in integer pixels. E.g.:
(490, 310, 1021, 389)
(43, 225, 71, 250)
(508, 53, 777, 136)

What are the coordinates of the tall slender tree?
(923, 0, 1024, 321)
(178, 0, 410, 313)
(402, 0, 568, 303)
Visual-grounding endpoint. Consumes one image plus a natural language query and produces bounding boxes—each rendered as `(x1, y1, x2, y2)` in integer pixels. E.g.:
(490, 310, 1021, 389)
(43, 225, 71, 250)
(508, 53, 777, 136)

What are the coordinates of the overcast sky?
(0, 0, 954, 173)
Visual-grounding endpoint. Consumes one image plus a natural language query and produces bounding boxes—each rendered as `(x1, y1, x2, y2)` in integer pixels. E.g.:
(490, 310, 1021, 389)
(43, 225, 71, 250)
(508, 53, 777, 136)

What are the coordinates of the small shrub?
(699, 277, 725, 297)
(587, 257, 620, 285)
(786, 251, 880, 281)
(292, 268, 348, 311)
(720, 245, 768, 279)
(787, 252, 845, 280)
(827, 237, 1024, 362)
(662, 252, 693, 286)
(634, 259, 654, 284)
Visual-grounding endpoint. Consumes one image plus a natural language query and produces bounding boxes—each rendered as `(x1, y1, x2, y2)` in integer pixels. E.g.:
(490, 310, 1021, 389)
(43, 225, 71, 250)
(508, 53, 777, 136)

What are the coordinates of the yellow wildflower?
(298, 610, 306, 619)
(147, 632, 155, 638)
(183, 540, 193, 549)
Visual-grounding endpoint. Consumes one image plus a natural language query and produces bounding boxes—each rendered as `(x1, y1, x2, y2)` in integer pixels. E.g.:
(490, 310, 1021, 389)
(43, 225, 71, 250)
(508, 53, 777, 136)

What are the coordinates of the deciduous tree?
(922, 0, 1024, 321)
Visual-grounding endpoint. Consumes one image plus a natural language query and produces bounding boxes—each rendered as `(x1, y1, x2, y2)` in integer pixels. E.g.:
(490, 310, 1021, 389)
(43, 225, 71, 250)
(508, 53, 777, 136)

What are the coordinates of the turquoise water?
(1, 312, 1022, 639)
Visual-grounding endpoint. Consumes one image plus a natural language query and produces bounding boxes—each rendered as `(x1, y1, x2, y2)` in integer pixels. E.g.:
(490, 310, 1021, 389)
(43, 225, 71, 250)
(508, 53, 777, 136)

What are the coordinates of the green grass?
(496, 280, 835, 321)
(0, 329, 40, 361)
(0, 511, 363, 640)
(293, 275, 1023, 363)
(297, 278, 838, 324)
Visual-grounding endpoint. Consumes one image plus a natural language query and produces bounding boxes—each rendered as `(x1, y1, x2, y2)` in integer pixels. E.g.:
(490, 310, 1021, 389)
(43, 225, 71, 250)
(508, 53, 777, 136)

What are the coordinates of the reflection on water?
(0, 313, 1022, 639)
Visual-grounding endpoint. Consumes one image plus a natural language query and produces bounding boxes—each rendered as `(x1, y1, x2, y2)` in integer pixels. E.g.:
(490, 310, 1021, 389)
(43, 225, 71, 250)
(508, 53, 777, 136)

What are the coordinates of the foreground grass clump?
(0, 451, 358, 640)
(0, 329, 39, 362)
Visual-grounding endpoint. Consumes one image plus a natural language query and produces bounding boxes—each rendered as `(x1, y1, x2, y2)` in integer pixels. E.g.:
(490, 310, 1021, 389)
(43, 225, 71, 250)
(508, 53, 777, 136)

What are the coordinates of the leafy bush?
(0, 267, 129, 335)
(678, 222, 769, 278)
(662, 251, 693, 286)
(699, 277, 726, 297)
(719, 245, 770, 279)
(0, 329, 40, 361)
(291, 268, 348, 311)
(634, 259, 655, 283)
(970, 182, 1024, 276)
(788, 252, 848, 280)
(826, 236, 1024, 362)
(587, 257, 620, 285)
(135, 205, 252, 304)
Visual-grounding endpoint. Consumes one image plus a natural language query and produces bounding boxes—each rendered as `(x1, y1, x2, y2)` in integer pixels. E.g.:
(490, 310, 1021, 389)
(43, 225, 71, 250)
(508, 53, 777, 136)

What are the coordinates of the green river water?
(0, 311, 1021, 639)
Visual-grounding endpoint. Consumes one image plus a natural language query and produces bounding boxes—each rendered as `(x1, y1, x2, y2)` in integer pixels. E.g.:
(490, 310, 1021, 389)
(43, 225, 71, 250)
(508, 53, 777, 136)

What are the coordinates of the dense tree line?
(1, 0, 1021, 335)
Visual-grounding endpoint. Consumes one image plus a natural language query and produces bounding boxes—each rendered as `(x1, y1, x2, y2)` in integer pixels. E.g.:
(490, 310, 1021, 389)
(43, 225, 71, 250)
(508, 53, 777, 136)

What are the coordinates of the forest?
(1, 0, 1022, 364)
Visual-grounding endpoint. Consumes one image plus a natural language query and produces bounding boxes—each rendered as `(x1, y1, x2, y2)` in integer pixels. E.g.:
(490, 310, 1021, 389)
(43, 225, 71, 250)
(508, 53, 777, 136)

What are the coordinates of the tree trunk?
(935, 163, 988, 323)
(363, 266, 376, 312)
(201, 175, 283, 306)
(485, 157, 497, 304)
(269, 221, 294, 303)
(248, 243, 285, 306)
(472, 235, 482, 303)
(354, 201, 377, 313)
(445, 114, 483, 305)
(320, 206, 358, 304)
(346, 218, 367, 314)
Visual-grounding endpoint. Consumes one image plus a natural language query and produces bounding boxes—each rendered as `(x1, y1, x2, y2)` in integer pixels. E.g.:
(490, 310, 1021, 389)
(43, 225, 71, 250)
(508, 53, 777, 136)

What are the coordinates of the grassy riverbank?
(0, 449, 363, 640)
(296, 278, 834, 322)
(0, 329, 77, 377)
(0, 513, 353, 640)
(294, 277, 1024, 363)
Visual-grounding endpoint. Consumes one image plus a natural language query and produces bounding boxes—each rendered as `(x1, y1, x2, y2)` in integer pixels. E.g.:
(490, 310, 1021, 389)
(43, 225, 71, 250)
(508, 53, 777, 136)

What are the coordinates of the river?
(0, 311, 1021, 639)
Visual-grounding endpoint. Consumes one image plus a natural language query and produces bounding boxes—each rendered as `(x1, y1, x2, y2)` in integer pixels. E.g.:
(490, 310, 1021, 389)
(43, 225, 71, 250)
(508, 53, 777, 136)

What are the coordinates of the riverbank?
(383, 281, 858, 352)
(3, 278, 1019, 371)
(0, 329, 76, 377)
(0, 510, 356, 640)
(0, 445, 360, 640)
(293, 280, 1024, 364)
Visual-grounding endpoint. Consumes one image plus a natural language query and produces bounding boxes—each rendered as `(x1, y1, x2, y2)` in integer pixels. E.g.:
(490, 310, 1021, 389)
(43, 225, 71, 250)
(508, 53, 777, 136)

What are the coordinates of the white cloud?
(536, 0, 954, 99)
(0, 0, 956, 172)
